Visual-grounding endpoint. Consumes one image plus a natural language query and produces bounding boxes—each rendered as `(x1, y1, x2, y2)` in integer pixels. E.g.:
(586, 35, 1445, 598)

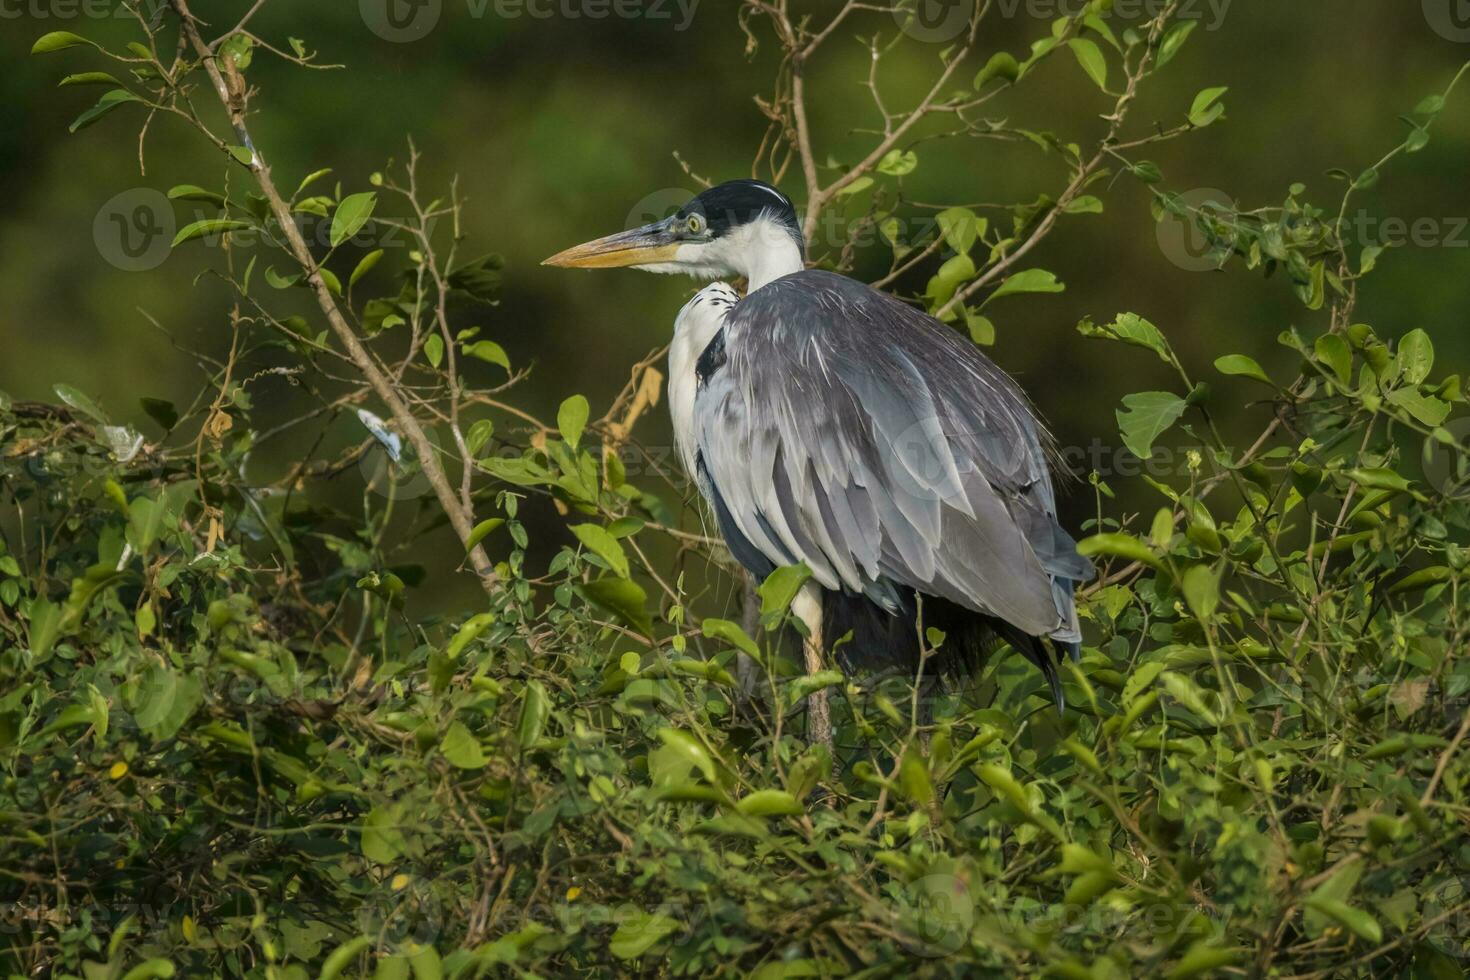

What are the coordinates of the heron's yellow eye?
(686, 214, 705, 235)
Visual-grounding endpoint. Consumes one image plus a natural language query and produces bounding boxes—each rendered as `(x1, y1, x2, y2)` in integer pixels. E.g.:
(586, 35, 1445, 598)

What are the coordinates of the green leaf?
(1181, 564, 1220, 619)
(361, 806, 406, 864)
(445, 612, 495, 659)
(570, 524, 630, 579)
(465, 418, 495, 456)
(986, 268, 1065, 304)
(68, 89, 142, 133)
(964, 310, 996, 346)
(877, 149, 918, 176)
(1160, 671, 1221, 725)
(656, 728, 717, 782)
(465, 518, 503, 552)
(898, 751, 935, 806)
(1077, 533, 1161, 569)
(1166, 943, 1243, 980)
(1078, 312, 1171, 361)
(172, 219, 251, 248)
(59, 71, 123, 87)
(295, 168, 333, 197)
(219, 33, 254, 71)
(439, 721, 486, 768)
(925, 253, 976, 307)
(32, 31, 93, 54)
(1188, 86, 1228, 127)
(118, 960, 176, 980)
(609, 911, 678, 959)
(1157, 20, 1197, 66)
(1388, 388, 1450, 426)
(126, 495, 170, 554)
(135, 396, 173, 431)
(1117, 391, 1188, 459)
(1214, 354, 1271, 386)
(27, 599, 62, 660)
(516, 680, 549, 749)
(53, 383, 108, 423)
(787, 670, 845, 703)
(735, 789, 803, 817)
(319, 937, 372, 980)
(974, 51, 1020, 88)
(424, 333, 444, 369)
(166, 184, 225, 206)
(1315, 334, 1353, 385)
(349, 248, 384, 288)
(330, 192, 377, 248)
(1397, 328, 1434, 384)
(265, 266, 301, 289)
(1388, 566, 1451, 594)
(465, 340, 510, 372)
(131, 664, 202, 740)
(936, 207, 985, 256)
(976, 763, 1033, 815)
(581, 577, 652, 636)
(407, 947, 441, 980)
(759, 564, 812, 623)
(702, 618, 760, 660)
(1342, 468, 1411, 493)
(1068, 39, 1108, 90)
(558, 394, 590, 449)
(1304, 896, 1382, 944)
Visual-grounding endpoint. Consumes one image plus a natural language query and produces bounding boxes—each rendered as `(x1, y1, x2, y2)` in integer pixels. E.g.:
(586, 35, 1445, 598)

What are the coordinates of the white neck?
(731, 217, 806, 292)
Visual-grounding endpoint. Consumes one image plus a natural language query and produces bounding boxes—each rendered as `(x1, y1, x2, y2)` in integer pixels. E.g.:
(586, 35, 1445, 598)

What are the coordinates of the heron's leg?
(917, 676, 935, 755)
(734, 572, 762, 708)
(793, 583, 833, 753)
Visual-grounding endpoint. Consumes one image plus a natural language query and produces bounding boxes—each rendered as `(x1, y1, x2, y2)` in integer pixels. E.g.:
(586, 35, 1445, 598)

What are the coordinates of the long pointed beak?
(542, 218, 681, 269)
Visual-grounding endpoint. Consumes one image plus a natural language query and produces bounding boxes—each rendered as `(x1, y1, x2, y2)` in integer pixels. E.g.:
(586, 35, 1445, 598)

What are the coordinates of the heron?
(545, 179, 1093, 740)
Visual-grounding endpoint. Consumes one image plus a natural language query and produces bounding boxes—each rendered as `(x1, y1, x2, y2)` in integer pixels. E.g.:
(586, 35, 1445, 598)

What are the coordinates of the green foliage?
(6, 3, 1470, 978)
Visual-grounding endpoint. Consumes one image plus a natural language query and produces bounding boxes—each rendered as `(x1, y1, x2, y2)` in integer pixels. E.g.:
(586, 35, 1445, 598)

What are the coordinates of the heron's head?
(543, 179, 805, 290)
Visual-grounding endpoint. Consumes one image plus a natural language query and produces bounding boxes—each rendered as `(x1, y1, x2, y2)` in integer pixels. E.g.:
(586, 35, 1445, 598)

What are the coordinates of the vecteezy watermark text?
(994, 0, 1231, 30)
(0, 0, 166, 19)
(361, 0, 698, 43)
(1156, 188, 1470, 273)
(94, 189, 441, 273)
(895, 0, 1229, 43)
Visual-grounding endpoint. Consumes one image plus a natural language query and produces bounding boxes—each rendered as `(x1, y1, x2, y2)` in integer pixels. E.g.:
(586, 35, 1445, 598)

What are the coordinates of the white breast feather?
(668, 283, 739, 478)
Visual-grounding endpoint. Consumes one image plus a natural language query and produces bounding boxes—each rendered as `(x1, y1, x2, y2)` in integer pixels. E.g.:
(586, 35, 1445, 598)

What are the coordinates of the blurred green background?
(3, 0, 1469, 592)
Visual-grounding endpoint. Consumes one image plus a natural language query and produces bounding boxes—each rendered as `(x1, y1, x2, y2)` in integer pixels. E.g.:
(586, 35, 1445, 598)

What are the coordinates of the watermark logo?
(625, 186, 695, 230)
(1424, 0, 1470, 42)
(1156, 187, 1236, 273)
(361, 0, 443, 42)
(357, 411, 445, 501)
(357, 875, 446, 948)
(0, 0, 167, 22)
(992, 0, 1230, 31)
(1422, 417, 1470, 499)
(363, 0, 698, 42)
(896, 873, 974, 957)
(893, 0, 975, 43)
(93, 188, 174, 272)
(1421, 874, 1470, 958)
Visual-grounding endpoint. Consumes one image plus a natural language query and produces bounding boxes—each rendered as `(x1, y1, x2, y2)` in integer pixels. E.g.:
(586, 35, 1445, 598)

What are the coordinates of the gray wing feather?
(692, 270, 1092, 640)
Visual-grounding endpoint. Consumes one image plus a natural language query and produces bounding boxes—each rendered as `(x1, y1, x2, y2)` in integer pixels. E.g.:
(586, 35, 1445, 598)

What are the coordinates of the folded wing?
(691, 270, 1091, 641)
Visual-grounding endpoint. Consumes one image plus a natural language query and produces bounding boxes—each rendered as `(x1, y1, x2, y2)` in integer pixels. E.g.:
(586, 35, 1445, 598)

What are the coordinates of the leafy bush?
(4, 2, 1469, 978)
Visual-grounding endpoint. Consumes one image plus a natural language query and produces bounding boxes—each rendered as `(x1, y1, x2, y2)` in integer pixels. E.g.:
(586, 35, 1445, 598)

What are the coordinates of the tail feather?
(820, 587, 1073, 711)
